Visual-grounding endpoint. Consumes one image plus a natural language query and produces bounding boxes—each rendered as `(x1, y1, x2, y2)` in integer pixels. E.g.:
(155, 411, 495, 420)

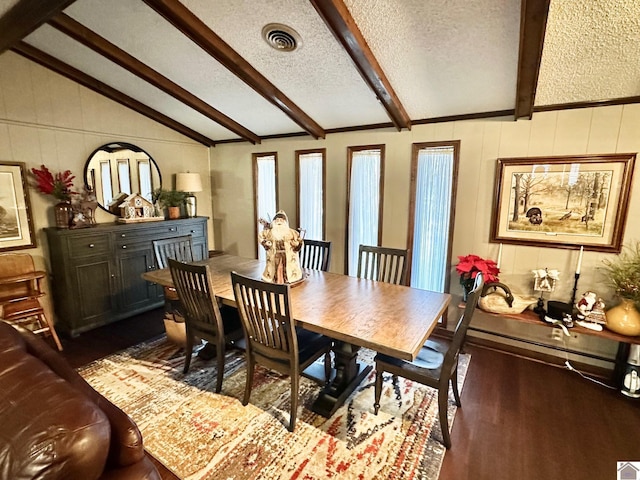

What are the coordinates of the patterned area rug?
(79, 337, 470, 480)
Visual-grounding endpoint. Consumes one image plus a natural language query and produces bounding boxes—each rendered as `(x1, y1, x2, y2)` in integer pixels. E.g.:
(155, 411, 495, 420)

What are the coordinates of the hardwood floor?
(56, 309, 640, 480)
(440, 344, 640, 480)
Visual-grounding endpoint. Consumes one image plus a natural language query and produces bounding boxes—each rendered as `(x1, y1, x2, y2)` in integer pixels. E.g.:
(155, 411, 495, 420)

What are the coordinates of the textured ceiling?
(536, 0, 640, 106)
(1, 0, 639, 144)
(344, 0, 521, 118)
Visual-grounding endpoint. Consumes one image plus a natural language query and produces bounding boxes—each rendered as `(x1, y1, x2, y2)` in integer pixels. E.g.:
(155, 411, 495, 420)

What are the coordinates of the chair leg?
(438, 387, 452, 449)
(183, 332, 194, 374)
(41, 313, 63, 352)
(451, 365, 461, 407)
(373, 368, 383, 415)
(289, 372, 299, 432)
(243, 356, 254, 406)
(215, 344, 225, 393)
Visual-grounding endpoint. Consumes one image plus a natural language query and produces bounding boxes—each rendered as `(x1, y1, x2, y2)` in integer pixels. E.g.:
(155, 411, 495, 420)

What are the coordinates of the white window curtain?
(411, 146, 454, 292)
(138, 160, 152, 202)
(298, 152, 323, 240)
(348, 149, 381, 276)
(256, 156, 277, 261)
(100, 161, 113, 206)
(117, 160, 131, 195)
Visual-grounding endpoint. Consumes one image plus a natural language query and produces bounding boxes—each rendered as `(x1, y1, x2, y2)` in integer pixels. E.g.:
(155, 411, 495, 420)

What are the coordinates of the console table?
(45, 217, 208, 336)
(468, 305, 640, 385)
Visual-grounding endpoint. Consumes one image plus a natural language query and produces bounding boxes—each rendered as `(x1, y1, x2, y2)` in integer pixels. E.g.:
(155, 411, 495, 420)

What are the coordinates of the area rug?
(79, 337, 470, 480)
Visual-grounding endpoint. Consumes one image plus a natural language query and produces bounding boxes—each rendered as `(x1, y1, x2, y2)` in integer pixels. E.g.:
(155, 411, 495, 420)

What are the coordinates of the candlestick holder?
(570, 272, 580, 310)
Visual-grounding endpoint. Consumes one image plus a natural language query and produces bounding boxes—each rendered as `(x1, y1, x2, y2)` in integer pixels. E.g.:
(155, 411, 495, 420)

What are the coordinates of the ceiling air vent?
(262, 24, 301, 52)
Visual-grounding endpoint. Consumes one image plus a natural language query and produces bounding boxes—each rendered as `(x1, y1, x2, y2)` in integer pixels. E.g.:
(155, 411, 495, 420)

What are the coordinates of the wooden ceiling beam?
(49, 13, 261, 144)
(514, 0, 551, 120)
(142, 0, 325, 140)
(12, 42, 216, 147)
(0, 0, 76, 54)
(310, 0, 411, 131)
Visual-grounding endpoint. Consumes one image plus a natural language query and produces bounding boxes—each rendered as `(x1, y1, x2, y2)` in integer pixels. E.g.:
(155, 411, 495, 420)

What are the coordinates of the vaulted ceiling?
(1, 0, 639, 147)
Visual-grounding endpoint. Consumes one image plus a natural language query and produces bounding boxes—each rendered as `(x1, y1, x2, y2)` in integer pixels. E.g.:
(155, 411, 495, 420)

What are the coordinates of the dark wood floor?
(56, 309, 640, 480)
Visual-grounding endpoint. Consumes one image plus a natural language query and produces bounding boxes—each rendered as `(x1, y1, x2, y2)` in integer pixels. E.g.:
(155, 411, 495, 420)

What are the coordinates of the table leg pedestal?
(310, 341, 372, 418)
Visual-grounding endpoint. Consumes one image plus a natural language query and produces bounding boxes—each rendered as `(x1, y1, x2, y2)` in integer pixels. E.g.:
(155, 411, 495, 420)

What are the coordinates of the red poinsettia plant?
(456, 254, 500, 284)
(31, 165, 77, 202)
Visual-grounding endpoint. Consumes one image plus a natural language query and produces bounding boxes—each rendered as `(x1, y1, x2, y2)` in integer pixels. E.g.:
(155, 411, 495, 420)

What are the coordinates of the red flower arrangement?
(31, 165, 77, 202)
(456, 254, 500, 284)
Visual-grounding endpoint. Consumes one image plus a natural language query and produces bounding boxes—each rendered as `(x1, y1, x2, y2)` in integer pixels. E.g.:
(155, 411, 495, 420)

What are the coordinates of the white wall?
(212, 106, 640, 366)
(0, 52, 211, 323)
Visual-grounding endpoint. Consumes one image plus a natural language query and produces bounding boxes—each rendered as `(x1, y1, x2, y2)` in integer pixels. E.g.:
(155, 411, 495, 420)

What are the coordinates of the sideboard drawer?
(67, 234, 111, 258)
(179, 222, 205, 238)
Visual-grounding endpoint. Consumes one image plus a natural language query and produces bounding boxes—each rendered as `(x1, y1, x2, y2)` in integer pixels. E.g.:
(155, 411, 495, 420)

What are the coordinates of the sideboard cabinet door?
(45, 217, 208, 336)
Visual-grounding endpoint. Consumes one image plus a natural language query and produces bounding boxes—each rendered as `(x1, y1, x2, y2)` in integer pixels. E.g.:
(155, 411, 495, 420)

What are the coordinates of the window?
(137, 159, 153, 202)
(100, 160, 113, 206)
(253, 153, 278, 260)
(407, 142, 459, 320)
(345, 145, 384, 276)
(117, 159, 131, 195)
(296, 149, 326, 240)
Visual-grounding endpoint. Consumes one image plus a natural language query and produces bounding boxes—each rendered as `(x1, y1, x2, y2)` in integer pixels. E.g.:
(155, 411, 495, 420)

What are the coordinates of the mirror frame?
(84, 142, 162, 215)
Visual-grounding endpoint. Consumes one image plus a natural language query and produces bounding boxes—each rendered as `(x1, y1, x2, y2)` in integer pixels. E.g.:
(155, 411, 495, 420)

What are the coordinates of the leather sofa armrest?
(15, 324, 146, 468)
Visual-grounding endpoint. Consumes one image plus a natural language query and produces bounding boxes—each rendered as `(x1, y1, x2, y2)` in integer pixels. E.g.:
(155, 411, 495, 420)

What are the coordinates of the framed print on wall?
(489, 153, 636, 253)
(0, 161, 36, 252)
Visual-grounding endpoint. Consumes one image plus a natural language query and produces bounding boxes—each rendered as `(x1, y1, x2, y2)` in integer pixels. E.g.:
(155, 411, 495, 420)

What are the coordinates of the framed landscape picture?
(489, 153, 636, 253)
(0, 162, 36, 252)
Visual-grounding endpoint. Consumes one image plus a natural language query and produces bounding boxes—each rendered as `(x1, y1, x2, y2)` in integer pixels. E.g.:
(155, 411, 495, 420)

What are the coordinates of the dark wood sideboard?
(45, 217, 208, 336)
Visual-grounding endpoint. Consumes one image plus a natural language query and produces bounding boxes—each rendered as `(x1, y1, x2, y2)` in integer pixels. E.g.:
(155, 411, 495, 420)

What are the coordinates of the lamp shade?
(176, 172, 202, 192)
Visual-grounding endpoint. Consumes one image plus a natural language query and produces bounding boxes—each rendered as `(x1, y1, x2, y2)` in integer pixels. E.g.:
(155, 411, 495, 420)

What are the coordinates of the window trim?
(344, 144, 385, 274)
(252, 152, 279, 259)
(295, 148, 327, 239)
(406, 140, 460, 325)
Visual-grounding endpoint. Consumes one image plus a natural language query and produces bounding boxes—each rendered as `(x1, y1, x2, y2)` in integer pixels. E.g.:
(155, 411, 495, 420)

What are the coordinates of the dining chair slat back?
(357, 245, 409, 285)
(168, 259, 227, 390)
(299, 239, 332, 272)
(231, 271, 332, 431)
(153, 235, 194, 269)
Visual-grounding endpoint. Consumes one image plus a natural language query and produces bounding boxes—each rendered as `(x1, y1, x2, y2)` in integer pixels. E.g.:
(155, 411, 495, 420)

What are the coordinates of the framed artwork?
(490, 153, 636, 253)
(0, 162, 36, 252)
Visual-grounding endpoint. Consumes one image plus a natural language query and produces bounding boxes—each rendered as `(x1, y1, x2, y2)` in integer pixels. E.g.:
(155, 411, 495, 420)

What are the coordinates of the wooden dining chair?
(373, 273, 484, 449)
(230, 271, 332, 431)
(153, 235, 194, 269)
(168, 259, 243, 390)
(0, 253, 62, 351)
(152, 235, 194, 320)
(357, 245, 409, 285)
(299, 239, 332, 272)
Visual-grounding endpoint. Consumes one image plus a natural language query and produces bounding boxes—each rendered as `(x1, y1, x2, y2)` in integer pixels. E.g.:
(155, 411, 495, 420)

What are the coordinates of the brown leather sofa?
(0, 321, 161, 480)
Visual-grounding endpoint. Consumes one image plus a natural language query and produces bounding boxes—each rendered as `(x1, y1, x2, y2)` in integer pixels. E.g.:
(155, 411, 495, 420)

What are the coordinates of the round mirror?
(84, 142, 162, 215)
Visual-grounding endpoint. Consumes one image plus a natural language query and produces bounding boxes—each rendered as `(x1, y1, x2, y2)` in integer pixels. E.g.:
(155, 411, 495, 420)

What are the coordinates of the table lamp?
(176, 172, 202, 217)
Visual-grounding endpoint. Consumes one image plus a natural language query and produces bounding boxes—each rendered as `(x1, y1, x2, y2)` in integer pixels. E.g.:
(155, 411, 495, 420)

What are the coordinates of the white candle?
(497, 243, 503, 269)
(576, 246, 584, 274)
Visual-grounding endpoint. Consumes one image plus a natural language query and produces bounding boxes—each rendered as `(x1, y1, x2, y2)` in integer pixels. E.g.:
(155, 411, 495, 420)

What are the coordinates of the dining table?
(142, 254, 451, 417)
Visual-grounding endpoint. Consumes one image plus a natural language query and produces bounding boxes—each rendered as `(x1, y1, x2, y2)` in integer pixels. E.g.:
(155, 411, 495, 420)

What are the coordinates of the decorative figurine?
(70, 186, 98, 229)
(576, 291, 597, 320)
(574, 291, 606, 331)
(532, 268, 559, 316)
(259, 210, 304, 284)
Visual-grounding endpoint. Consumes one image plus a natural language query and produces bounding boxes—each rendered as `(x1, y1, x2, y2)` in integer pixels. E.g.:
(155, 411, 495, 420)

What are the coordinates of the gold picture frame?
(490, 153, 636, 253)
(0, 161, 36, 252)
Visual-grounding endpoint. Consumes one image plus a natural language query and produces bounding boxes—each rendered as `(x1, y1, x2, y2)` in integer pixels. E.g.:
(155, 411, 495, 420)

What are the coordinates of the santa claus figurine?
(259, 210, 304, 284)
